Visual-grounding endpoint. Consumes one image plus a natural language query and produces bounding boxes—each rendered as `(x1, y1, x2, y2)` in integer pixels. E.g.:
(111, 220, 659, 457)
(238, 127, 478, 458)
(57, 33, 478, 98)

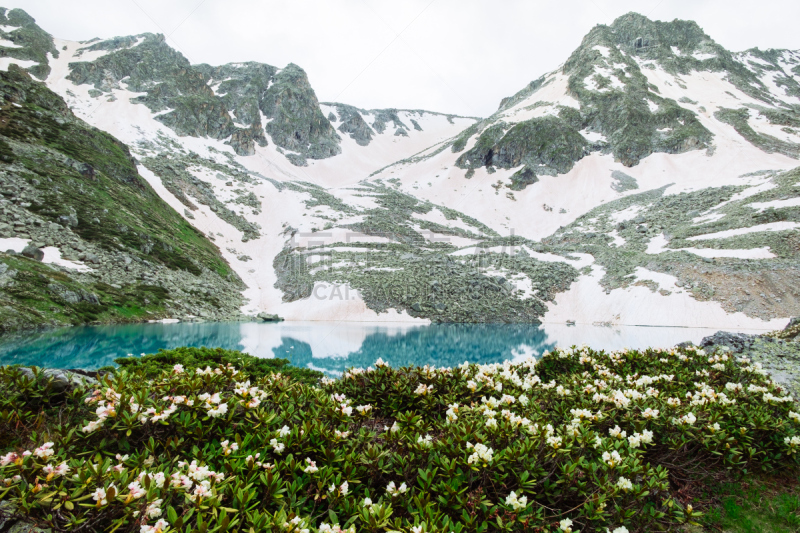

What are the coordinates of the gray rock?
(256, 312, 284, 322)
(699, 331, 756, 353)
(20, 244, 44, 261)
(334, 104, 374, 146)
(58, 214, 78, 227)
(14, 367, 98, 393)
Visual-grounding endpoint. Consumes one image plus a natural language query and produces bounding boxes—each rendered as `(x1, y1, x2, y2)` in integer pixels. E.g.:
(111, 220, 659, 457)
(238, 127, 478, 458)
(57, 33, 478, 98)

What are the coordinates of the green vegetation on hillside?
(0, 64, 243, 332)
(542, 166, 800, 321)
(273, 183, 577, 323)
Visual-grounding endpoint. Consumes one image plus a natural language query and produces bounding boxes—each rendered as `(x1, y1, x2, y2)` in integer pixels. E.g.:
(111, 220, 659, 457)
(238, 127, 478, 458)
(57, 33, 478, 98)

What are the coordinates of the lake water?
(0, 321, 773, 377)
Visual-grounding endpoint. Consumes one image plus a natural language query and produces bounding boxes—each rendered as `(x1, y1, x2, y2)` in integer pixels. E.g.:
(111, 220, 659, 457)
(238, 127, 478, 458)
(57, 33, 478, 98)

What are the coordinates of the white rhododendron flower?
(414, 384, 434, 395)
(127, 481, 146, 499)
(642, 408, 659, 419)
(303, 458, 318, 474)
(417, 434, 434, 448)
(616, 477, 633, 491)
(33, 442, 55, 459)
(609, 426, 626, 439)
(467, 442, 494, 466)
(505, 491, 528, 510)
(92, 485, 113, 505)
(221, 440, 238, 456)
(446, 403, 459, 423)
(270, 439, 285, 453)
(140, 519, 169, 533)
(207, 403, 228, 418)
(387, 481, 408, 497)
(603, 450, 622, 468)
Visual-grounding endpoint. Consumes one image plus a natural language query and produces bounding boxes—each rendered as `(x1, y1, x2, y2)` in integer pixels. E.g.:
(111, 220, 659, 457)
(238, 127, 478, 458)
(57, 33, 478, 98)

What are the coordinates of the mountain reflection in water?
(0, 321, 747, 377)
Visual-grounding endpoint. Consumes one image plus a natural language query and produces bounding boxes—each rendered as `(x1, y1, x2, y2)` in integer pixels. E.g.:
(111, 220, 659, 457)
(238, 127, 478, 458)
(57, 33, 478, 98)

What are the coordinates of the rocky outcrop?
(369, 108, 408, 134)
(14, 367, 98, 393)
(456, 116, 589, 183)
(610, 170, 639, 192)
(332, 103, 374, 146)
(257, 312, 284, 322)
(0, 7, 57, 80)
(66, 36, 338, 160)
(452, 12, 726, 185)
(261, 64, 341, 163)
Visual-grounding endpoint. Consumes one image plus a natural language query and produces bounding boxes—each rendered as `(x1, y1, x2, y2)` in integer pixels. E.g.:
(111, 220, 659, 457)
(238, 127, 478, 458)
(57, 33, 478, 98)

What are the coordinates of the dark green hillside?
(0, 65, 244, 333)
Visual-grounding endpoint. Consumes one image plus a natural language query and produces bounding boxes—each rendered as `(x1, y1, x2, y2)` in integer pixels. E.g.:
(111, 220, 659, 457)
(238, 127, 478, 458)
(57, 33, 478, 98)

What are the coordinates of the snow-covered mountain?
(2, 7, 799, 329)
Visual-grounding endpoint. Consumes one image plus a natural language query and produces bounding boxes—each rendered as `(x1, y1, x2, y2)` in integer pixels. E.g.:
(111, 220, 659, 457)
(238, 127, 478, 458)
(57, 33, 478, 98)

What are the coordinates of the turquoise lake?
(0, 321, 769, 377)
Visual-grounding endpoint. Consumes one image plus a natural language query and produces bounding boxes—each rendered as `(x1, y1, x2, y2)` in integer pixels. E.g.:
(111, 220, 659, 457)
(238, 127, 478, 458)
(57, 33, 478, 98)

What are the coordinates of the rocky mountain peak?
(0, 6, 57, 79)
(260, 63, 341, 164)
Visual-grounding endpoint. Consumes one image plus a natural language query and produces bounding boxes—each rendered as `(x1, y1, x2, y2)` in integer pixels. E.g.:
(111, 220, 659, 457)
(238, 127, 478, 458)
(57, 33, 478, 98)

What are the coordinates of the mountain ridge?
(1, 7, 799, 331)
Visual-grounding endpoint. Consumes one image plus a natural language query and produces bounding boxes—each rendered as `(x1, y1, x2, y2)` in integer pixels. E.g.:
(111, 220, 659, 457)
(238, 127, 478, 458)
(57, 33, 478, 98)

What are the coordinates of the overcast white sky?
(6, 1, 800, 117)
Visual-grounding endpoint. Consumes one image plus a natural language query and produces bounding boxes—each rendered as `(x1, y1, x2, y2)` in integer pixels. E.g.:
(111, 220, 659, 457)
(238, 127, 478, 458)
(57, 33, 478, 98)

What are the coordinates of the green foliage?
(113, 347, 323, 386)
(2, 345, 799, 532)
(0, 253, 186, 333)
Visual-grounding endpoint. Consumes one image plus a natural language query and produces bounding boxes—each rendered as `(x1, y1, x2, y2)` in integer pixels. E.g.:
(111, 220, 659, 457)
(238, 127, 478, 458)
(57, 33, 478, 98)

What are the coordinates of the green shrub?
(113, 346, 323, 386)
(1, 345, 799, 532)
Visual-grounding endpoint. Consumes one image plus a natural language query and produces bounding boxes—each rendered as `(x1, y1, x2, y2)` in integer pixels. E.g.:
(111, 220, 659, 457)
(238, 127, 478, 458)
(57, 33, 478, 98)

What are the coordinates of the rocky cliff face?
(0, 7, 56, 80)
(64, 35, 341, 162)
(260, 64, 341, 164)
(0, 64, 245, 332)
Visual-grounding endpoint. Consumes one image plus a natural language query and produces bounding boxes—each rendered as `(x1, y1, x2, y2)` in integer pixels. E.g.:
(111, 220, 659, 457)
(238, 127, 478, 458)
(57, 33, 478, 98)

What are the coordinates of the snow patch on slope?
(543, 265, 786, 329)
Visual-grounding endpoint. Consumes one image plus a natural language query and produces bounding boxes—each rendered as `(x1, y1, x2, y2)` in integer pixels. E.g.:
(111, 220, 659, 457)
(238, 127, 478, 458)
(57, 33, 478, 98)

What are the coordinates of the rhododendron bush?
(1, 345, 799, 532)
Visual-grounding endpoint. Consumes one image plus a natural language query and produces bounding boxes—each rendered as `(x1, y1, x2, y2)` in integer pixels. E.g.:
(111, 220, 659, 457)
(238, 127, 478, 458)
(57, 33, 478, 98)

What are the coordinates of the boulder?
(20, 244, 44, 261)
(58, 214, 78, 227)
(699, 331, 756, 353)
(257, 312, 284, 322)
(13, 367, 98, 393)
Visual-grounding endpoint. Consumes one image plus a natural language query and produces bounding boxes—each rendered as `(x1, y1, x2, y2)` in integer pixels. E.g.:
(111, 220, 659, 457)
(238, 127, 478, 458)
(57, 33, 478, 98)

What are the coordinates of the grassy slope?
(0, 65, 239, 332)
